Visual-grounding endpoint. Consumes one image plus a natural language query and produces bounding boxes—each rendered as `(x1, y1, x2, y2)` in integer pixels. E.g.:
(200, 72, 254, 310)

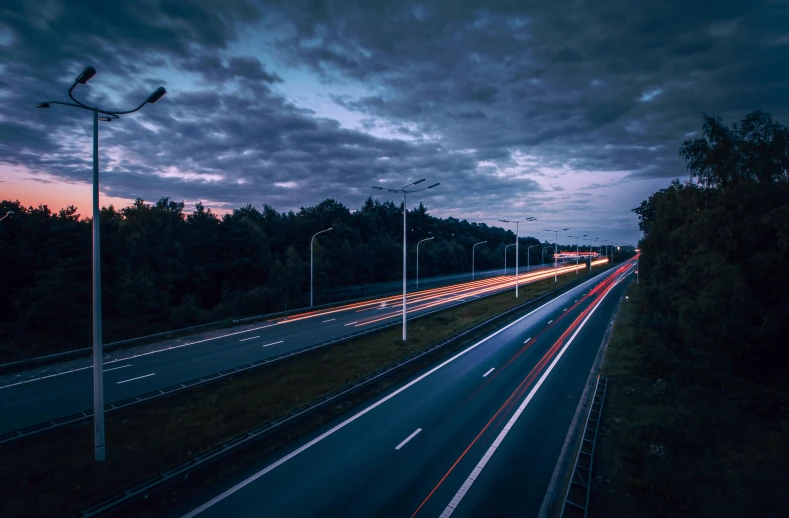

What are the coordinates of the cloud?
(1, 0, 787, 246)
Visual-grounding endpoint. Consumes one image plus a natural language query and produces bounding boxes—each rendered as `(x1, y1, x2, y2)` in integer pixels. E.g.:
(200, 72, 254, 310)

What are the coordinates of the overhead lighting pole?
(527, 243, 539, 271)
(416, 236, 434, 290)
(499, 217, 536, 297)
(37, 66, 166, 463)
(544, 228, 570, 282)
(372, 178, 440, 341)
(472, 241, 487, 280)
(567, 234, 587, 275)
(0, 210, 14, 223)
(504, 243, 516, 274)
(310, 227, 333, 307)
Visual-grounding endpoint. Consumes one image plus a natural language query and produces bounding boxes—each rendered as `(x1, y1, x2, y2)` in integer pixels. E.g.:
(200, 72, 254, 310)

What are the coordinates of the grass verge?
(590, 282, 789, 517)
(3, 266, 606, 518)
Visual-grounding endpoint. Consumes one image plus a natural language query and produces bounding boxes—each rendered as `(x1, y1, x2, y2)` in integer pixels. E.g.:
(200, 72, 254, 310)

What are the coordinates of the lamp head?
(146, 86, 167, 104)
(427, 182, 440, 189)
(371, 186, 383, 190)
(36, 102, 51, 109)
(413, 178, 426, 185)
(76, 66, 96, 85)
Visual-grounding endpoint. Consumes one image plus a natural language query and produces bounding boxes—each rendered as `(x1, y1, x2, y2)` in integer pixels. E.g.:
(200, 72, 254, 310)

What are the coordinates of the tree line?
(1, 196, 604, 359)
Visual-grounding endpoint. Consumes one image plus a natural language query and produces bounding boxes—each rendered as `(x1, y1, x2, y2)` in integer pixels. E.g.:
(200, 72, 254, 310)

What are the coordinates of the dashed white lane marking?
(524, 337, 531, 343)
(563, 308, 567, 312)
(483, 368, 495, 378)
(548, 320, 553, 324)
(239, 336, 260, 342)
(104, 364, 132, 372)
(344, 322, 359, 326)
(117, 373, 155, 384)
(261, 341, 284, 348)
(323, 319, 336, 322)
(438, 269, 628, 517)
(395, 428, 422, 450)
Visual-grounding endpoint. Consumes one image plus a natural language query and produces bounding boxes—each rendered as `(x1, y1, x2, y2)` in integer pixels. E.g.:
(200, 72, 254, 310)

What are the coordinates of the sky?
(1, 1, 788, 246)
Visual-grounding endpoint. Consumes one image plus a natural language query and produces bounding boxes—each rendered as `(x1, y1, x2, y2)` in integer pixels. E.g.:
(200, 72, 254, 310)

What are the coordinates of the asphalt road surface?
(0, 261, 601, 434)
(171, 259, 636, 518)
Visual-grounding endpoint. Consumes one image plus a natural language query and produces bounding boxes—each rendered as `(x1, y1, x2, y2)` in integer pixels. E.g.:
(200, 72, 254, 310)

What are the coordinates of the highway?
(172, 258, 636, 518)
(0, 260, 604, 434)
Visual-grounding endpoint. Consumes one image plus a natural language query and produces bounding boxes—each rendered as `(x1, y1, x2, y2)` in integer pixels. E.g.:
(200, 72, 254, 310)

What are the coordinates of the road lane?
(173, 260, 635, 518)
(0, 261, 608, 434)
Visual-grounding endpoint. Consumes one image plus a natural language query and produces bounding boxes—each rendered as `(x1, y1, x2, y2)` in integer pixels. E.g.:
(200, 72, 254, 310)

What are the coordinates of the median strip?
(0, 264, 614, 518)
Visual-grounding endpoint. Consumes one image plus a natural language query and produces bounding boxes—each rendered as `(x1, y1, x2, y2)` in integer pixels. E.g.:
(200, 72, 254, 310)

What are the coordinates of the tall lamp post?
(416, 236, 434, 290)
(37, 66, 166, 463)
(567, 234, 587, 275)
(310, 227, 333, 307)
(504, 243, 516, 274)
(372, 178, 440, 341)
(527, 243, 538, 271)
(472, 241, 487, 280)
(499, 217, 536, 297)
(0, 211, 14, 223)
(544, 228, 570, 282)
(542, 245, 550, 264)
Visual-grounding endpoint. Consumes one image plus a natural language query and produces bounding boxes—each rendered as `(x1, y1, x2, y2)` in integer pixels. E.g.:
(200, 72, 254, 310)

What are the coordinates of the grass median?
(3, 265, 608, 518)
(590, 282, 789, 517)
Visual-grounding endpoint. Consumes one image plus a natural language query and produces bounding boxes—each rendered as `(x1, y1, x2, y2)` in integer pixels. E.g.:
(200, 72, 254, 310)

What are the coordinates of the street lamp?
(37, 66, 166, 463)
(527, 244, 539, 271)
(544, 228, 570, 282)
(504, 243, 516, 274)
(567, 234, 587, 275)
(416, 236, 434, 290)
(542, 245, 550, 264)
(499, 217, 537, 297)
(472, 241, 487, 280)
(310, 228, 333, 307)
(372, 178, 440, 341)
(0, 210, 14, 223)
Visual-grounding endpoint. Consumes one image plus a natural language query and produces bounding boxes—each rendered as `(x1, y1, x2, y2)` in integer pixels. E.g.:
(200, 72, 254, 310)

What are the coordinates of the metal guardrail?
(561, 376, 609, 518)
(70, 270, 607, 518)
(1, 265, 614, 446)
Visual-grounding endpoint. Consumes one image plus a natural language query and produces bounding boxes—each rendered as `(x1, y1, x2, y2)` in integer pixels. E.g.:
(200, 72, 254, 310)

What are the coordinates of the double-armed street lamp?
(416, 236, 434, 290)
(544, 228, 570, 282)
(498, 217, 537, 297)
(567, 234, 587, 275)
(504, 243, 516, 274)
(0, 211, 14, 223)
(37, 66, 166, 463)
(372, 178, 440, 341)
(310, 228, 333, 307)
(472, 241, 487, 280)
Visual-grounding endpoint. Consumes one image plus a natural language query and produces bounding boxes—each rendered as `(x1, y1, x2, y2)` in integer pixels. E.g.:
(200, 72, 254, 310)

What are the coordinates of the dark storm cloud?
(266, 0, 789, 182)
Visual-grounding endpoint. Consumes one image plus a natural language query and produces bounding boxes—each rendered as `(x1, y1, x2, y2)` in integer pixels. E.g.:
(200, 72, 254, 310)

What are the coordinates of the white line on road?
(524, 338, 531, 343)
(117, 373, 155, 384)
(0, 366, 92, 390)
(179, 268, 618, 518)
(322, 319, 336, 322)
(483, 368, 495, 378)
(395, 428, 422, 450)
(239, 336, 260, 342)
(575, 300, 578, 302)
(104, 364, 132, 372)
(563, 308, 567, 312)
(439, 270, 627, 517)
(261, 341, 284, 348)
(344, 322, 359, 326)
(548, 320, 553, 324)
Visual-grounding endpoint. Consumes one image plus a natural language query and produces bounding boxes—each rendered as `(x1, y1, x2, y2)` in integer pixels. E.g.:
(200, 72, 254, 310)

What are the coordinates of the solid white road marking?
(104, 364, 132, 372)
(439, 270, 629, 517)
(117, 373, 155, 384)
(322, 319, 336, 322)
(0, 366, 92, 389)
(395, 428, 423, 450)
(180, 268, 619, 518)
(261, 341, 284, 348)
(239, 336, 260, 342)
(483, 368, 495, 378)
